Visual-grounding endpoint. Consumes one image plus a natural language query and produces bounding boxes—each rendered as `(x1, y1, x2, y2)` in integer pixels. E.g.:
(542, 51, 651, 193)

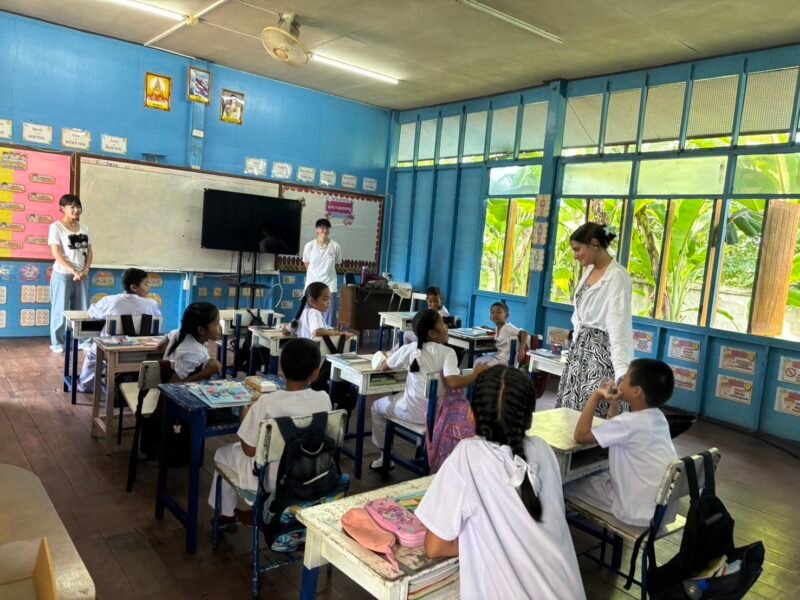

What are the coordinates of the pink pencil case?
(365, 498, 427, 547)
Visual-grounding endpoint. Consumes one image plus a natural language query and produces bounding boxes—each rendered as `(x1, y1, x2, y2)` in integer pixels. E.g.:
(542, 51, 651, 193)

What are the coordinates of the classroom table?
(90, 336, 165, 454)
(297, 476, 458, 600)
(63, 310, 105, 405)
(218, 309, 283, 377)
(247, 325, 294, 375)
(0, 464, 95, 599)
(325, 354, 408, 480)
(154, 376, 283, 554)
(377, 311, 417, 350)
(446, 327, 497, 366)
(528, 407, 608, 483)
(528, 349, 566, 377)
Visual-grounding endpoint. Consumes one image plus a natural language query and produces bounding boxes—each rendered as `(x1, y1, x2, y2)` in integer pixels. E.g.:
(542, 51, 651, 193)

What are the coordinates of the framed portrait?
(187, 67, 211, 104)
(220, 89, 245, 125)
(145, 72, 171, 111)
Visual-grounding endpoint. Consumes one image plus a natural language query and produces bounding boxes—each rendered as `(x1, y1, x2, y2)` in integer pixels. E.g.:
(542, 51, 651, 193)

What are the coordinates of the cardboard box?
(0, 537, 58, 599)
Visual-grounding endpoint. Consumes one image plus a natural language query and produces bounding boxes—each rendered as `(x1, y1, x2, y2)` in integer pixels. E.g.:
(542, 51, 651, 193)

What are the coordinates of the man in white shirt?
(566, 358, 678, 527)
(302, 218, 342, 325)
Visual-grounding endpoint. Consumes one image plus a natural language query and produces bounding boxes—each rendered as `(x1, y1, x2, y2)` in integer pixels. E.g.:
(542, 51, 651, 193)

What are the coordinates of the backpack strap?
(140, 314, 153, 336)
(624, 529, 650, 589)
(700, 451, 715, 497)
(683, 455, 701, 502)
(120, 314, 136, 336)
(321, 335, 347, 355)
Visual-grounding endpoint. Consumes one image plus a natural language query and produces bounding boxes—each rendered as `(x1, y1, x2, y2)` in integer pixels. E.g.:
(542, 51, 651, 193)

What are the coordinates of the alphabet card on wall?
(531, 247, 545, 272)
(533, 221, 548, 245)
(535, 194, 551, 218)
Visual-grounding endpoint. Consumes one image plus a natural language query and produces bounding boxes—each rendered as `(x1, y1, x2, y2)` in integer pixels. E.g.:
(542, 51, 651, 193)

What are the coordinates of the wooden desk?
(91, 336, 165, 454)
(528, 350, 566, 377)
(377, 311, 417, 350)
(297, 477, 457, 600)
(63, 311, 105, 406)
(0, 464, 95, 599)
(248, 326, 294, 375)
(446, 328, 496, 366)
(326, 354, 407, 479)
(528, 408, 608, 483)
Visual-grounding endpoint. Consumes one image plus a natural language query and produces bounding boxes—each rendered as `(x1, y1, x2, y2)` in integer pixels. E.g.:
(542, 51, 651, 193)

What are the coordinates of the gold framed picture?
(220, 89, 245, 125)
(187, 67, 211, 104)
(145, 72, 172, 111)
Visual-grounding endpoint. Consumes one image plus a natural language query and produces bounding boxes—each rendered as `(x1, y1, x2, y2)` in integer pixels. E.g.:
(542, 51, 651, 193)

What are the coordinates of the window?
(488, 165, 542, 196)
(733, 152, 800, 195)
(479, 198, 536, 295)
(685, 75, 738, 149)
(489, 106, 518, 160)
(462, 111, 487, 163)
(641, 82, 686, 152)
(562, 161, 632, 196)
(629, 200, 667, 317)
(563, 94, 602, 156)
(439, 115, 461, 164)
(604, 89, 641, 153)
(397, 122, 415, 167)
(637, 156, 727, 196)
(739, 68, 798, 146)
(520, 101, 548, 158)
(417, 119, 436, 166)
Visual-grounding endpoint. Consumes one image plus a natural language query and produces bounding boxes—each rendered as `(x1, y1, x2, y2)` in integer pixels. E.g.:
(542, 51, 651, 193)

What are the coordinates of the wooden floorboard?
(0, 336, 796, 599)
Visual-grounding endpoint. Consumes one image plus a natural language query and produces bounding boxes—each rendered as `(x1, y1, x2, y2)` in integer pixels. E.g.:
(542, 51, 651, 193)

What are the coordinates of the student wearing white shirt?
(77, 268, 162, 393)
(473, 301, 520, 368)
(302, 218, 342, 324)
(557, 222, 633, 417)
(48, 195, 93, 352)
(565, 359, 677, 527)
(285, 282, 352, 340)
(209, 339, 332, 525)
(398, 286, 451, 346)
(370, 309, 486, 470)
(159, 302, 222, 382)
(416, 366, 585, 600)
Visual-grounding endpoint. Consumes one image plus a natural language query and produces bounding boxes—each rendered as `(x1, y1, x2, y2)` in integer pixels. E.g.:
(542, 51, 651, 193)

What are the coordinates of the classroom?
(0, 0, 798, 598)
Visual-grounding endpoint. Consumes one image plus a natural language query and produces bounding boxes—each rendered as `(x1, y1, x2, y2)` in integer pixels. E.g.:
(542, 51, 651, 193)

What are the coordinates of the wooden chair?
(566, 448, 722, 600)
(211, 409, 349, 598)
(118, 360, 170, 491)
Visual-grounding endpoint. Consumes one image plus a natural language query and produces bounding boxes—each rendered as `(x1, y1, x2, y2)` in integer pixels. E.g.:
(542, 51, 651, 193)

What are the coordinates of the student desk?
(90, 336, 165, 454)
(63, 310, 105, 405)
(446, 327, 497, 366)
(528, 408, 608, 483)
(155, 376, 283, 554)
(528, 350, 566, 377)
(297, 476, 458, 600)
(0, 464, 95, 599)
(325, 354, 407, 480)
(247, 326, 294, 375)
(377, 311, 417, 350)
(218, 309, 283, 376)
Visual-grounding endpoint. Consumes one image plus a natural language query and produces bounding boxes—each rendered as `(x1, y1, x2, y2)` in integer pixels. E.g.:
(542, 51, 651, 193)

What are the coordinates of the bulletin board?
(277, 185, 383, 272)
(0, 146, 72, 260)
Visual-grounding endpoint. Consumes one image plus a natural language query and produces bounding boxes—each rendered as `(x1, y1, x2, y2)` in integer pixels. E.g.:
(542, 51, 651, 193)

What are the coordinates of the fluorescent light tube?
(310, 53, 399, 85)
(459, 0, 562, 44)
(106, 0, 186, 22)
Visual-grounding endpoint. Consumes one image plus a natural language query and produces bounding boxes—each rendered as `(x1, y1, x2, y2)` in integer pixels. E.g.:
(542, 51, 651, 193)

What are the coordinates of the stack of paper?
(407, 564, 459, 600)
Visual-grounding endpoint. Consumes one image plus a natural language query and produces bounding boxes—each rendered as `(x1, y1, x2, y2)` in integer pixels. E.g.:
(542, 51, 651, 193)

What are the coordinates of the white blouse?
(571, 260, 633, 381)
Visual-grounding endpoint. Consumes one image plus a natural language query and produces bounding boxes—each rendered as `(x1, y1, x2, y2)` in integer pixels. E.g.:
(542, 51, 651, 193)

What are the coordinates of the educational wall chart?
(719, 346, 756, 375)
(716, 375, 753, 404)
(632, 330, 654, 354)
(778, 356, 800, 385)
(0, 146, 71, 260)
(673, 366, 698, 392)
(668, 336, 701, 363)
(277, 185, 383, 272)
(775, 387, 800, 417)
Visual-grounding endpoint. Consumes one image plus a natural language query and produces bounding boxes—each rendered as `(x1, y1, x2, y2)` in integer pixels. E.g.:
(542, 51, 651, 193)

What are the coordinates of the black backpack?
(233, 310, 268, 374)
(310, 336, 359, 414)
(627, 451, 764, 599)
(264, 412, 341, 542)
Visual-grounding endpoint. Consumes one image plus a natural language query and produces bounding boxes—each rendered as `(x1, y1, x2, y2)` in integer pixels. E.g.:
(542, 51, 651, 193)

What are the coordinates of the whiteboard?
(278, 185, 383, 271)
(78, 157, 280, 272)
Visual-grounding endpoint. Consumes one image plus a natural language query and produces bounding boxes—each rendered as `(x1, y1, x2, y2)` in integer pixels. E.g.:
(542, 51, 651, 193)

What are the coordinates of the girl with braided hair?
(369, 309, 485, 470)
(161, 301, 222, 382)
(416, 365, 585, 600)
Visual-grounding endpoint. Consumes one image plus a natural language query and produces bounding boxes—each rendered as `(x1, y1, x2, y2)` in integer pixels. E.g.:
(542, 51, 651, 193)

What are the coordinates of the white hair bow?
(508, 454, 542, 495)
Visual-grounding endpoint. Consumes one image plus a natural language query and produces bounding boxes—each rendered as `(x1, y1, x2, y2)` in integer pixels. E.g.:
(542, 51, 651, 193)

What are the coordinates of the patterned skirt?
(556, 327, 616, 418)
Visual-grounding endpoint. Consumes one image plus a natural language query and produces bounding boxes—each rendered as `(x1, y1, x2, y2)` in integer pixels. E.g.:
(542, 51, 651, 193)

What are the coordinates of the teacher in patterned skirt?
(556, 222, 632, 417)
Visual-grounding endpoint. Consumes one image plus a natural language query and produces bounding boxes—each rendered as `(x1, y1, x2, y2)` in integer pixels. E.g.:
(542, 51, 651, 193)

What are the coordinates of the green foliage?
(550, 198, 586, 304)
(479, 199, 509, 292)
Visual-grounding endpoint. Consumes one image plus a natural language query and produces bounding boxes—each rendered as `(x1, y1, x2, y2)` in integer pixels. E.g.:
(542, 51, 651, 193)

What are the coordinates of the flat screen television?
(201, 189, 302, 254)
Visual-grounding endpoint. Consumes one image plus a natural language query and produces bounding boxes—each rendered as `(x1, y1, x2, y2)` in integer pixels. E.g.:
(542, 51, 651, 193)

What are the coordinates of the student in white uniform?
(285, 282, 352, 340)
(400, 286, 450, 347)
(370, 309, 486, 470)
(209, 338, 332, 525)
(77, 268, 162, 393)
(160, 302, 222, 382)
(473, 301, 520, 368)
(302, 218, 342, 324)
(416, 366, 585, 600)
(565, 358, 677, 527)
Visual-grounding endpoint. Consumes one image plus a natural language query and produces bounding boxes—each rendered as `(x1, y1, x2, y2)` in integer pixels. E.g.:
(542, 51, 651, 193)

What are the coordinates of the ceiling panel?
(2, 0, 800, 110)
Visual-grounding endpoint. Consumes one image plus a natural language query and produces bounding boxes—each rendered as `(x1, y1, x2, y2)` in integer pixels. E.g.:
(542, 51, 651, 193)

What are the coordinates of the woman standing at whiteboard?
(48, 194, 93, 352)
(556, 222, 632, 417)
(302, 218, 342, 324)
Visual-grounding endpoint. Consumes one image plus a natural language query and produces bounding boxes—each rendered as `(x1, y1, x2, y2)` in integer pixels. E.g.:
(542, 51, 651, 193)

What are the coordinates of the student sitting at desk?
(565, 358, 677, 527)
(473, 301, 520, 368)
(416, 366, 585, 600)
(398, 286, 451, 346)
(160, 302, 222, 382)
(370, 309, 485, 470)
(77, 268, 162, 393)
(284, 282, 353, 340)
(208, 338, 332, 526)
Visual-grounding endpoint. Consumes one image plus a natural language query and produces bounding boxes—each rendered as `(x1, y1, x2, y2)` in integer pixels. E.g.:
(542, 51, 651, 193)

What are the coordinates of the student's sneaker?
(370, 454, 395, 471)
(50, 344, 64, 353)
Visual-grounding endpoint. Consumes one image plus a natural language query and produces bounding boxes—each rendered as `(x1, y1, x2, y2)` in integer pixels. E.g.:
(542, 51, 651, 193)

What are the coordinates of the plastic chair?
(212, 409, 349, 598)
(566, 448, 722, 600)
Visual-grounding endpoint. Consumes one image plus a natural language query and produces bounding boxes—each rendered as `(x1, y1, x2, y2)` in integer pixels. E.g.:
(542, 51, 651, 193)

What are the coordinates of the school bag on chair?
(311, 336, 359, 415)
(626, 451, 765, 599)
(425, 376, 475, 473)
(233, 310, 268, 375)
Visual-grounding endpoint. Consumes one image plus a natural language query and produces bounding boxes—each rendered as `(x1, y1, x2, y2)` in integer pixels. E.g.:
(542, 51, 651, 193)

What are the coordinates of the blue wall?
(0, 12, 392, 338)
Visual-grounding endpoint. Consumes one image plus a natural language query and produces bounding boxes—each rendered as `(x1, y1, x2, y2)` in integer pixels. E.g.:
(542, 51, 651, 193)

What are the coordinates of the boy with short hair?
(425, 286, 450, 317)
(209, 338, 332, 525)
(565, 358, 677, 527)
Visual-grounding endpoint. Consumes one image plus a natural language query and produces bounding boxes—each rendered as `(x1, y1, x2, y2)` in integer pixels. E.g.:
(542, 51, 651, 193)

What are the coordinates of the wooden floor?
(0, 337, 797, 599)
